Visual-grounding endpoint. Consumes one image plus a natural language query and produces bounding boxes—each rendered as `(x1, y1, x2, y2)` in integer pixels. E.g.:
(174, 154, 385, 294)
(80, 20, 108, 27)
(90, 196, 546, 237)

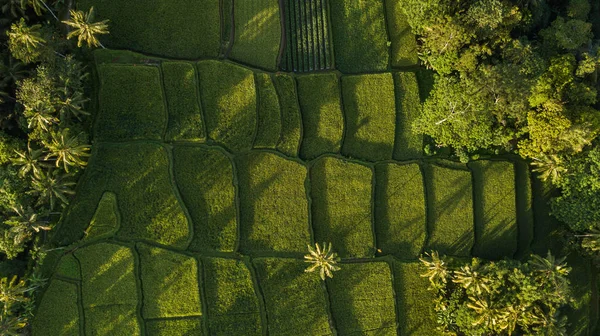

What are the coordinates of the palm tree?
(20, 0, 58, 21)
(1, 0, 25, 19)
(7, 18, 46, 63)
(0, 55, 28, 86)
(453, 263, 492, 295)
(579, 228, 600, 252)
(11, 146, 46, 177)
(304, 242, 341, 280)
(58, 90, 90, 121)
(419, 250, 448, 286)
(62, 6, 109, 49)
(23, 101, 58, 132)
(5, 205, 51, 233)
(0, 276, 28, 318)
(531, 153, 567, 183)
(43, 129, 90, 172)
(29, 169, 75, 209)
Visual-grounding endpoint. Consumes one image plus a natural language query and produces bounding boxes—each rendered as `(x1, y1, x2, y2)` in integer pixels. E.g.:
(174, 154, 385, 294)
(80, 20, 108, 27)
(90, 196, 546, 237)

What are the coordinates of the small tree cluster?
(420, 251, 572, 336)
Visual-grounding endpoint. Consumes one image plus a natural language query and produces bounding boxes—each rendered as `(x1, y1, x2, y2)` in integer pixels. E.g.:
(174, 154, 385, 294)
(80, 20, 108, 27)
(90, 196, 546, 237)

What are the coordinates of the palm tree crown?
(62, 6, 109, 48)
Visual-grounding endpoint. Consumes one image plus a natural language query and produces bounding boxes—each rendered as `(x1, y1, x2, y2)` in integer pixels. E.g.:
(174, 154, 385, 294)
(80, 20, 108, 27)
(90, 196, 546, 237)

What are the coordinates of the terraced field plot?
(32, 2, 597, 335)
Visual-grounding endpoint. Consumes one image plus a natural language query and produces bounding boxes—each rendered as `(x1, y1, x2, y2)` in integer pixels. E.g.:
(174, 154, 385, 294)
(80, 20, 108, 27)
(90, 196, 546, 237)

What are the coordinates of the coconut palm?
(304, 242, 341, 280)
(453, 263, 492, 295)
(20, 0, 58, 20)
(419, 250, 448, 286)
(0, 276, 28, 317)
(43, 129, 90, 172)
(7, 18, 46, 63)
(529, 251, 570, 278)
(4, 205, 50, 233)
(467, 297, 507, 332)
(0, 55, 28, 86)
(58, 90, 89, 121)
(11, 146, 46, 177)
(1, 0, 25, 19)
(62, 6, 109, 49)
(531, 153, 567, 183)
(29, 169, 75, 209)
(579, 228, 600, 252)
(23, 102, 58, 132)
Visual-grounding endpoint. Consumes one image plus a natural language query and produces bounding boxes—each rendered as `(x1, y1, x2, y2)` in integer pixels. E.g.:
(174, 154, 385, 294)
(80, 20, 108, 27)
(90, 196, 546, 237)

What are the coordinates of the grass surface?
(329, 0, 390, 73)
(469, 160, 518, 259)
(137, 244, 201, 319)
(375, 163, 426, 258)
(311, 156, 374, 258)
(197, 60, 257, 152)
(254, 73, 282, 149)
(393, 261, 442, 335)
(297, 73, 344, 159)
(515, 160, 534, 257)
(95, 65, 165, 141)
(85, 305, 141, 336)
(327, 262, 397, 335)
(31, 279, 79, 336)
(393, 72, 423, 160)
(253, 258, 333, 335)
(341, 74, 396, 162)
(84, 191, 119, 242)
(203, 257, 262, 335)
(145, 318, 204, 336)
(54, 254, 80, 280)
(274, 73, 302, 156)
(172, 145, 237, 252)
(78, 0, 220, 59)
(237, 152, 310, 253)
(425, 163, 474, 257)
(163, 62, 205, 141)
(385, 0, 419, 68)
(230, 0, 282, 70)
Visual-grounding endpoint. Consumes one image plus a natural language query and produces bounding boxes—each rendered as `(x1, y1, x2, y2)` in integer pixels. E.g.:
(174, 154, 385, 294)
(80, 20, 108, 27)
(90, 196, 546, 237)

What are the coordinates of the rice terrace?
(13, 0, 599, 335)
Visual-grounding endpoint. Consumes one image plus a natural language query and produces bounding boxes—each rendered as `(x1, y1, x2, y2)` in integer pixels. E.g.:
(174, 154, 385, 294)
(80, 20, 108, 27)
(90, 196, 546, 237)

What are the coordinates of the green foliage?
(237, 151, 310, 252)
(273, 73, 302, 156)
(253, 72, 281, 149)
(145, 318, 203, 336)
(7, 18, 47, 64)
(540, 17, 592, 51)
(30, 279, 79, 336)
(385, 0, 418, 68)
(162, 62, 205, 141)
(203, 258, 262, 335)
(137, 244, 201, 319)
(421, 251, 572, 335)
(229, 0, 281, 70)
(62, 6, 110, 48)
(327, 262, 397, 335)
(375, 163, 426, 258)
(172, 145, 236, 252)
(311, 156, 374, 258)
(304, 242, 341, 280)
(54, 254, 80, 280)
(253, 258, 333, 335)
(0, 133, 22, 165)
(29, 169, 75, 210)
(196, 60, 256, 152)
(83, 191, 119, 242)
(77, 0, 220, 58)
(393, 72, 423, 159)
(341, 73, 396, 161)
(329, 0, 389, 73)
(296, 73, 344, 159)
(43, 128, 89, 172)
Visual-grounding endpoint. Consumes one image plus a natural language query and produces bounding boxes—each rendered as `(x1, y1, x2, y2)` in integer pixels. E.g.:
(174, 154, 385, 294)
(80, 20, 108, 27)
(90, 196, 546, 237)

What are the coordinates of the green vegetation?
(237, 152, 310, 252)
(78, 0, 221, 58)
(297, 73, 344, 159)
(253, 258, 333, 335)
(385, 0, 418, 68)
(83, 191, 119, 242)
(311, 156, 374, 258)
(425, 164, 474, 256)
(145, 318, 203, 336)
(137, 244, 201, 319)
(273, 73, 302, 156)
(469, 160, 518, 259)
(85, 305, 141, 336)
(341, 74, 396, 161)
(196, 60, 257, 152)
(375, 163, 426, 258)
(304, 242, 341, 280)
(54, 254, 80, 280)
(203, 258, 262, 335)
(163, 62, 205, 142)
(230, 0, 281, 70)
(31, 279, 79, 335)
(62, 6, 110, 49)
(95, 65, 165, 141)
(329, 0, 390, 73)
(393, 72, 423, 160)
(515, 161, 534, 257)
(172, 145, 237, 252)
(327, 262, 397, 335)
(254, 73, 281, 149)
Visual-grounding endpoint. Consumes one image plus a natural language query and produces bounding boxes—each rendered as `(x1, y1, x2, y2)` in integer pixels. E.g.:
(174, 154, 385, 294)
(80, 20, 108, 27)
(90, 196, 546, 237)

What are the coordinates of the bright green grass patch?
(197, 60, 257, 152)
(311, 156, 374, 258)
(329, 0, 390, 73)
(85, 305, 141, 336)
(93, 48, 158, 65)
(203, 258, 262, 335)
(274, 73, 302, 156)
(230, 0, 282, 70)
(78, 0, 220, 59)
(237, 152, 310, 253)
(54, 254, 80, 280)
(425, 164, 474, 257)
(469, 160, 518, 259)
(32, 279, 79, 336)
(341, 74, 396, 162)
(297, 73, 344, 159)
(137, 244, 201, 319)
(385, 0, 418, 68)
(254, 73, 282, 149)
(163, 62, 205, 141)
(515, 161, 534, 258)
(172, 145, 237, 252)
(76, 243, 138, 308)
(146, 318, 204, 336)
(84, 191, 119, 242)
(393, 72, 423, 160)
(375, 163, 426, 258)
(328, 262, 397, 335)
(253, 258, 333, 335)
(393, 261, 442, 336)
(95, 65, 166, 141)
